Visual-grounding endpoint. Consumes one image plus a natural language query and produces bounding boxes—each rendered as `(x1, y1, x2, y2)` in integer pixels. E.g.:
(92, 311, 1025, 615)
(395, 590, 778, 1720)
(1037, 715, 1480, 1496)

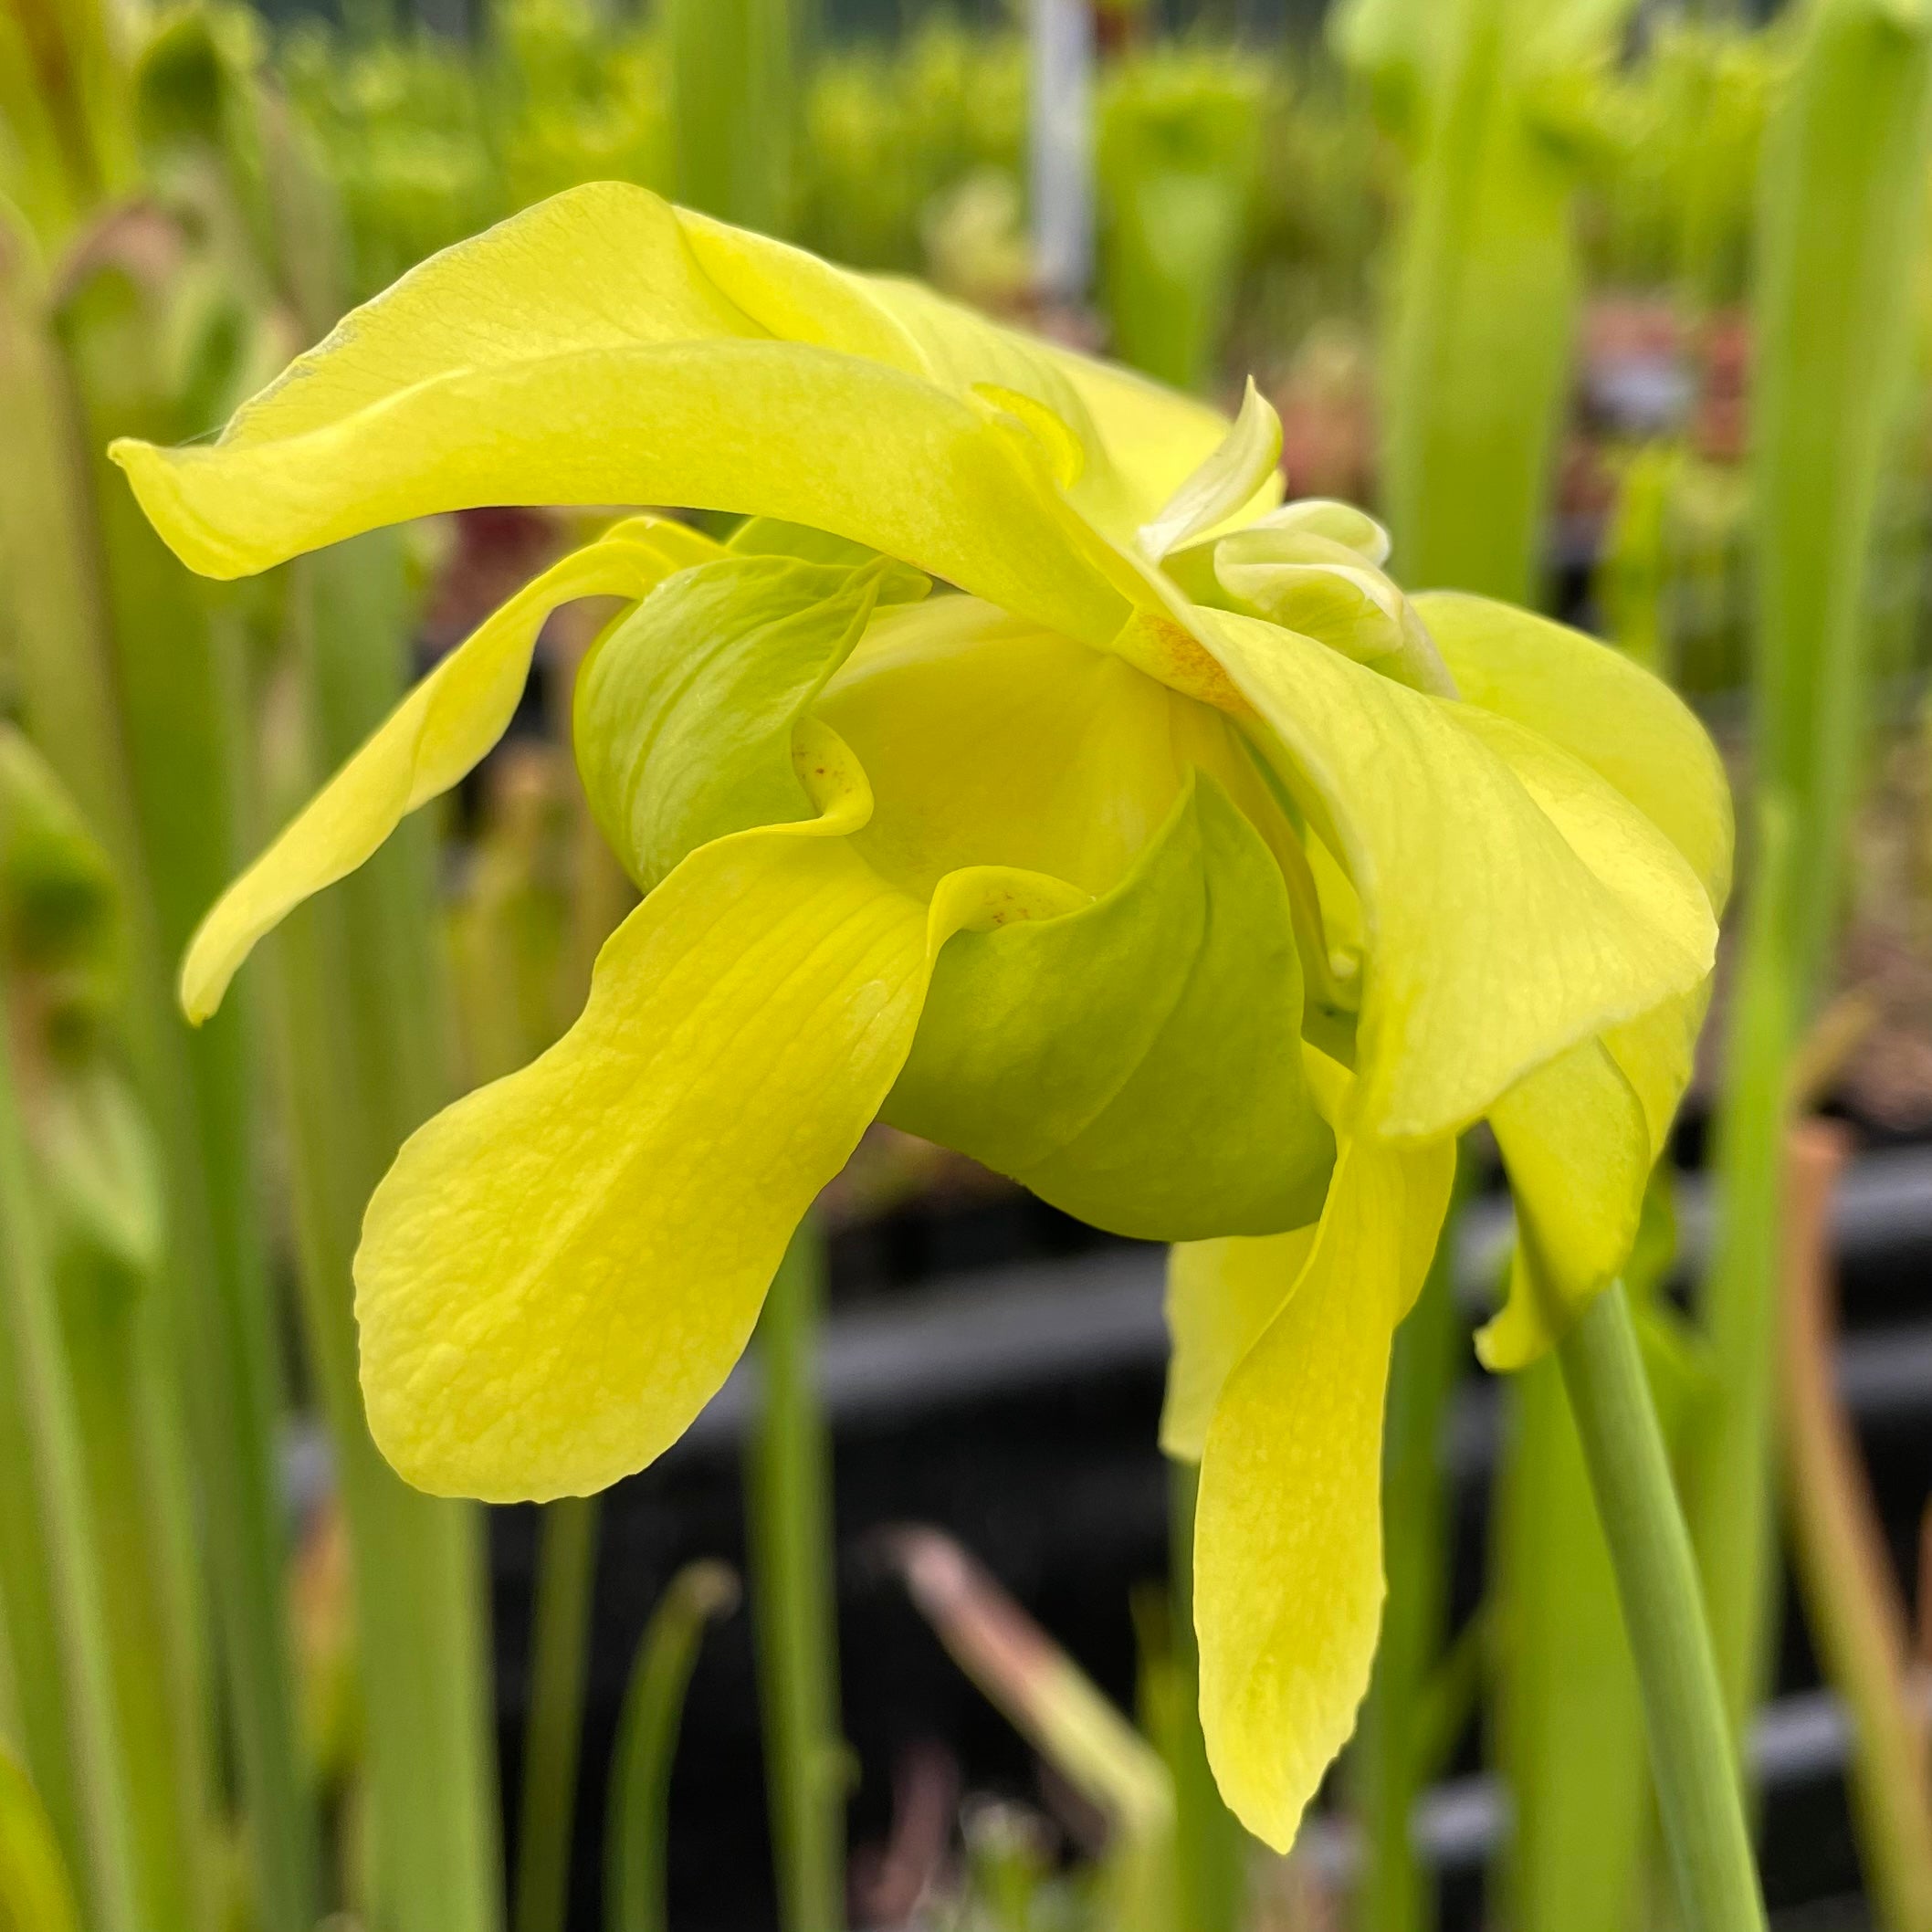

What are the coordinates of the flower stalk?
(1559, 1281, 1766, 1932)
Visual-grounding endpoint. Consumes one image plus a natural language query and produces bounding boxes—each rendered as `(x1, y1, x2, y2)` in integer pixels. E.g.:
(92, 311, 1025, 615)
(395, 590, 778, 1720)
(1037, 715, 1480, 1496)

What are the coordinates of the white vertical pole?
(1029, 0, 1096, 306)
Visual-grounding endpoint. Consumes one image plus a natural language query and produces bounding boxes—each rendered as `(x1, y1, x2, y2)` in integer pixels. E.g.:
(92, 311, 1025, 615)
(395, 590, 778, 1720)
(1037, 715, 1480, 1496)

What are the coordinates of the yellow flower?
(111, 183, 1729, 1849)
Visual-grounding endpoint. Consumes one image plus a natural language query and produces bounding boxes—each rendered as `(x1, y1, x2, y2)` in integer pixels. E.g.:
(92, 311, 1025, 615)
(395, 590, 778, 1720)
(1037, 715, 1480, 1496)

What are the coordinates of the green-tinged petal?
(887, 772, 1334, 1241)
(1136, 378, 1283, 561)
(179, 517, 715, 1022)
(574, 553, 925, 890)
(1206, 529, 1454, 697)
(820, 596, 1285, 904)
(726, 515, 930, 601)
(1194, 1128, 1456, 1848)
(1214, 541, 1405, 650)
(1477, 987, 1708, 1370)
(1201, 612, 1717, 1141)
(1248, 498, 1390, 564)
(356, 738, 929, 1501)
(1160, 1228, 1317, 1463)
(1415, 591, 1733, 912)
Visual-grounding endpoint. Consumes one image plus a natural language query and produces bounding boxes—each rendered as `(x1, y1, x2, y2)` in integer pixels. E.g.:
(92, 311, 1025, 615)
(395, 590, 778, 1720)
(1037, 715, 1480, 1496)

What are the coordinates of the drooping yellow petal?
(1397, 594, 1731, 1360)
(1201, 611, 1717, 1141)
(1160, 1227, 1317, 1463)
(1193, 1128, 1456, 1848)
(1416, 591, 1733, 913)
(179, 517, 715, 1023)
(356, 730, 929, 1501)
(1477, 986, 1710, 1370)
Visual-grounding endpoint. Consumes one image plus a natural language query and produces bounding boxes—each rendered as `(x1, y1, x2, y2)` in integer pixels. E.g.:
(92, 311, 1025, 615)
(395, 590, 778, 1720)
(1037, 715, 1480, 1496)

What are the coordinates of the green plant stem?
(1494, 1356, 1651, 1932)
(270, 536, 502, 1932)
(1166, 1462, 1244, 1932)
(0, 1739, 83, 1932)
(0, 214, 218, 1932)
(605, 1560, 740, 1932)
(1694, 0, 1932, 1746)
(1358, 0, 1606, 604)
(668, 0, 796, 234)
(514, 1496, 601, 1932)
(1558, 1282, 1766, 1932)
(0, 1013, 140, 1932)
(1694, 799, 1794, 1743)
(746, 1223, 845, 1932)
(55, 237, 319, 1932)
(1494, 1169, 1693, 1932)
(1349, 1162, 1468, 1932)
(58, 1265, 211, 1932)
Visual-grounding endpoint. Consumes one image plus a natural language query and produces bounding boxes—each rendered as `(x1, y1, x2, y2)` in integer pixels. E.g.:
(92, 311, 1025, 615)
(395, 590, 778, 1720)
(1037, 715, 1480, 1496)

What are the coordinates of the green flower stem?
(3, 213, 311, 1929)
(513, 1496, 601, 1932)
(1166, 1461, 1245, 1932)
(54, 242, 319, 1932)
(0, 216, 218, 1932)
(1493, 1175, 1688, 1932)
(1558, 1282, 1767, 1932)
(1494, 1357, 1653, 1932)
(0, 1009, 141, 1932)
(273, 537, 502, 1932)
(746, 1223, 846, 1932)
(58, 1266, 214, 1932)
(1349, 1160, 1469, 1932)
(605, 1560, 741, 1932)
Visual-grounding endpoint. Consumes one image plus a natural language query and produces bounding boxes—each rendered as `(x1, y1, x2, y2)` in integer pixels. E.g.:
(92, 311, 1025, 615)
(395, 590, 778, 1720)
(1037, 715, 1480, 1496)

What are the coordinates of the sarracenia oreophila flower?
(111, 183, 1730, 1846)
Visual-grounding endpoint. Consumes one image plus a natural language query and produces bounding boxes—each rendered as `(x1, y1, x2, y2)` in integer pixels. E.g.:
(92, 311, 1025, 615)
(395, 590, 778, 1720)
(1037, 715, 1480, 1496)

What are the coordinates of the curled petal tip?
(108, 437, 251, 581)
(1136, 376, 1283, 562)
